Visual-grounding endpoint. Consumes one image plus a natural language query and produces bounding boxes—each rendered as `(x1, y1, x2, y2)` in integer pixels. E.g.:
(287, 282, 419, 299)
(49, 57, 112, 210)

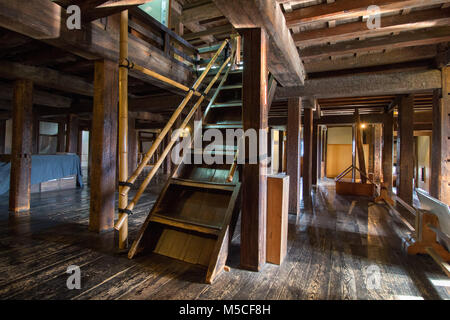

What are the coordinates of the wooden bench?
(405, 189, 450, 277)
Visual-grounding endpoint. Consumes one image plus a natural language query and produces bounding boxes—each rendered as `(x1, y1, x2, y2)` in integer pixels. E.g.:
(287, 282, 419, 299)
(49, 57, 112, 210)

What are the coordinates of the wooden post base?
(375, 182, 394, 206)
(405, 212, 450, 262)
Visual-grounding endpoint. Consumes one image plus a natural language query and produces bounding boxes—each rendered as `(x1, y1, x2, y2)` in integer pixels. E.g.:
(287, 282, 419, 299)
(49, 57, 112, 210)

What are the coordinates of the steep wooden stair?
(127, 45, 244, 283)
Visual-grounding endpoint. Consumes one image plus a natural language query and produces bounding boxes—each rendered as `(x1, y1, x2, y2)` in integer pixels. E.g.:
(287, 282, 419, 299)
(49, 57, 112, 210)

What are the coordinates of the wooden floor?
(0, 176, 449, 300)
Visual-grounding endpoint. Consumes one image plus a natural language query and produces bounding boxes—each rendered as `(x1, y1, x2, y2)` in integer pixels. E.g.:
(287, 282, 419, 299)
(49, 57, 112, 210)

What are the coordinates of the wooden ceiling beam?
(0, 61, 93, 96)
(180, 1, 223, 24)
(213, 0, 306, 86)
(304, 45, 437, 73)
(0, 0, 193, 88)
(276, 69, 441, 99)
(294, 8, 450, 48)
(285, 0, 450, 28)
(301, 27, 450, 60)
(0, 83, 73, 108)
(183, 24, 233, 41)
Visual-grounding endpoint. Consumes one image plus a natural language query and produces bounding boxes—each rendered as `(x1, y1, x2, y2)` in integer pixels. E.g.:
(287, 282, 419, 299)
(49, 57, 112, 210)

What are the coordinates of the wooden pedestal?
(266, 174, 289, 265)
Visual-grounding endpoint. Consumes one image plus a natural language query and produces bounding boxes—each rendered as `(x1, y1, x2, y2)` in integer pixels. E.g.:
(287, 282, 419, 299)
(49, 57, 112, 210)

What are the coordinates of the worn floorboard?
(0, 176, 448, 300)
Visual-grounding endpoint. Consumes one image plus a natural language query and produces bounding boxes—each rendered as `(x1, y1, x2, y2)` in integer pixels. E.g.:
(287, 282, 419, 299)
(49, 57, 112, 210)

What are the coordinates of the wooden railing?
(129, 8, 199, 69)
(115, 33, 237, 236)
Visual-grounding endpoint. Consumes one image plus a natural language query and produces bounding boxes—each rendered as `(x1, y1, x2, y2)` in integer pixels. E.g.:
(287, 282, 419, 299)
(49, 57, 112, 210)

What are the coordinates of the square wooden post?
(0, 119, 5, 154)
(240, 27, 268, 271)
(439, 67, 449, 204)
(397, 94, 414, 205)
(382, 112, 394, 193)
(430, 89, 442, 199)
(267, 174, 289, 265)
(303, 108, 313, 198)
(9, 79, 33, 213)
(57, 119, 65, 152)
(65, 113, 79, 154)
(287, 97, 301, 215)
(312, 123, 318, 186)
(89, 60, 118, 233)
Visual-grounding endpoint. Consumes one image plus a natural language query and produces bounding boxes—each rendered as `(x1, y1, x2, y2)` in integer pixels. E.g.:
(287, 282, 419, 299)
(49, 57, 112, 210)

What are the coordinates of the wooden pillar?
(303, 108, 313, 198)
(323, 127, 328, 178)
(57, 120, 65, 152)
(382, 112, 394, 193)
(9, 80, 33, 213)
(374, 124, 382, 183)
(89, 60, 118, 233)
(240, 28, 268, 271)
(287, 97, 301, 215)
(432, 67, 450, 204)
(351, 124, 356, 181)
(397, 94, 414, 205)
(65, 114, 79, 154)
(32, 112, 39, 154)
(355, 109, 367, 183)
(442, 67, 450, 205)
(128, 116, 137, 176)
(430, 89, 442, 198)
(0, 119, 5, 154)
(367, 125, 374, 178)
(317, 126, 323, 181)
(312, 123, 318, 186)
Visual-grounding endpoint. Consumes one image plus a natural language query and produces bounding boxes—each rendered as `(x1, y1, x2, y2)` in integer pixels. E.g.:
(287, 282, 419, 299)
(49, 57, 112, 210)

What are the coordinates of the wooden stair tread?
(211, 101, 242, 108)
(203, 124, 243, 129)
(150, 213, 221, 236)
(171, 177, 236, 190)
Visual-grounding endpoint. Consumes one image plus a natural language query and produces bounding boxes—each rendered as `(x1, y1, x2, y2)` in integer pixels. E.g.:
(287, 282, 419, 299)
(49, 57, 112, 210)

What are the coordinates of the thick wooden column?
(287, 97, 301, 215)
(89, 60, 118, 233)
(367, 125, 374, 178)
(65, 114, 79, 154)
(57, 119, 65, 152)
(355, 109, 367, 183)
(397, 94, 415, 205)
(0, 119, 5, 154)
(382, 112, 394, 192)
(303, 108, 313, 198)
(374, 124, 382, 183)
(430, 89, 442, 198)
(312, 123, 318, 186)
(32, 112, 39, 154)
(240, 28, 268, 271)
(9, 80, 33, 213)
(435, 67, 450, 204)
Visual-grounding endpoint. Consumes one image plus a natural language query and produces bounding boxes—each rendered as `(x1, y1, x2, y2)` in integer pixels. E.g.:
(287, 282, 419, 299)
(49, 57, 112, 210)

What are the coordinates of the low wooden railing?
(129, 8, 199, 69)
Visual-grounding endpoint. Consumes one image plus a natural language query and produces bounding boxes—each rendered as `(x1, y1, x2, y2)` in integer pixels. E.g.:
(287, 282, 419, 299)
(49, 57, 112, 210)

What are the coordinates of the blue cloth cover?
(0, 154, 83, 195)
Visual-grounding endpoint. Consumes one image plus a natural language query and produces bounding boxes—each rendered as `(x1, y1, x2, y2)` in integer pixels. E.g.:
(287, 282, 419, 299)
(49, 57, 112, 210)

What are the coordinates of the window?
(39, 121, 59, 154)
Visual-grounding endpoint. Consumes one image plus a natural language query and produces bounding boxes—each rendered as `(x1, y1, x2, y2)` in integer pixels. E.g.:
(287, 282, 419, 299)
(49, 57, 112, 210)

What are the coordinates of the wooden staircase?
(128, 62, 244, 284)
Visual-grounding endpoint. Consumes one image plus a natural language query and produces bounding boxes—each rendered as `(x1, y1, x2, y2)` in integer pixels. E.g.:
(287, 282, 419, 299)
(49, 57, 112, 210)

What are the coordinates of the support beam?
(300, 27, 450, 60)
(355, 109, 367, 183)
(294, 8, 450, 47)
(0, 84, 73, 109)
(213, 0, 305, 86)
(430, 89, 442, 199)
(382, 112, 394, 192)
(439, 67, 450, 204)
(276, 69, 442, 99)
(9, 80, 33, 213)
(57, 120, 65, 152)
(89, 60, 118, 233)
(312, 123, 318, 186)
(180, 2, 223, 24)
(0, 0, 193, 88)
(397, 95, 415, 205)
(286, 97, 301, 215)
(304, 45, 437, 74)
(0, 61, 94, 96)
(285, 0, 450, 28)
(303, 108, 313, 198)
(0, 119, 5, 153)
(240, 28, 268, 271)
(65, 114, 79, 154)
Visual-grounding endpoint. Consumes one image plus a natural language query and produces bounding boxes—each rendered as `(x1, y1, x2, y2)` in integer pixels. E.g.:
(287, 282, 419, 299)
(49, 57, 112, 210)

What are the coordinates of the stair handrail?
(118, 39, 229, 202)
(115, 41, 236, 231)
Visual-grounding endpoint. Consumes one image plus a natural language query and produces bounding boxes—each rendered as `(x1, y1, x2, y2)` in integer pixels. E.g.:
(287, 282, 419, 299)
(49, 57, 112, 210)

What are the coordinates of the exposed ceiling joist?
(276, 69, 442, 99)
(213, 0, 306, 86)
